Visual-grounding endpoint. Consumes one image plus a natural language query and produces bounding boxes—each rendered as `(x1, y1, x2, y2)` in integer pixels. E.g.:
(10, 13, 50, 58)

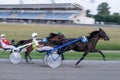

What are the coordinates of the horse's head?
(48, 32, 66, 41)
(98, 28, 110, 41)
(89, 28, 110, 41)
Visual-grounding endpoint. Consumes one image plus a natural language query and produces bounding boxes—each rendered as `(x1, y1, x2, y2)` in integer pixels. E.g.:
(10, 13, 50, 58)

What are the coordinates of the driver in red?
(0, 34, 15, 50)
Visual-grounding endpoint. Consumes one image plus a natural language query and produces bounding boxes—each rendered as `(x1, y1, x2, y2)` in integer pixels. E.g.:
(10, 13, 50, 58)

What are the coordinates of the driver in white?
(0, 34, 16, 50)
(32, 32, 53, 52)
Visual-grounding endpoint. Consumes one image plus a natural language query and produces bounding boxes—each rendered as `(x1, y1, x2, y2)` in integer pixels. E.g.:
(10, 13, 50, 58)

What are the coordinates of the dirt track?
(0, 59, 120, 80)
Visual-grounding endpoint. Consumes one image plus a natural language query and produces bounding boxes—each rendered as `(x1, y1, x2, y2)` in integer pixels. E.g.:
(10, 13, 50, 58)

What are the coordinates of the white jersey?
(0, 39, 7, 48)
(0, 38, 15, 50)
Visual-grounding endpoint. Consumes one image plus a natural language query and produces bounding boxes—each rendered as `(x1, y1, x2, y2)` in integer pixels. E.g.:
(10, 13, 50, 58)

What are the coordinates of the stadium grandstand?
(0, 3, 95, 24)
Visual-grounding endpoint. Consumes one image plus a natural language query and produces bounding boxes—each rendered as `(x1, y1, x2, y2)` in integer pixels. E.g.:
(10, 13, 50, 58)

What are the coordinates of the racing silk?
(32, 38, 39, 50)
(0, 38, 10, 48)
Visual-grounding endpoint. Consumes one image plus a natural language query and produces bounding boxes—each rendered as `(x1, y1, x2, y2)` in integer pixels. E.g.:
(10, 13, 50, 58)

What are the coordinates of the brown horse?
(15, 32, 66, 63)
(57, 28, 110, 65)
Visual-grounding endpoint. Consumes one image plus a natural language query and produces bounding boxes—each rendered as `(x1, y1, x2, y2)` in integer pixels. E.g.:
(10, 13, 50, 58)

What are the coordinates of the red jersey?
(1, 38, 10, 45)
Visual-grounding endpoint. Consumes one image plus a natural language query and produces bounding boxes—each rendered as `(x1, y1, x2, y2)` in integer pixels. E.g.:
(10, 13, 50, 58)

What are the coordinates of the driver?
(0, 34, 16, 50)
(31, 32, 53, 52)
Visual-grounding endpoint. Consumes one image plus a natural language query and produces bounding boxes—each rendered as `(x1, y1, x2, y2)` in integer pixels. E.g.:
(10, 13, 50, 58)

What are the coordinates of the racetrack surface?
(0, 59, 120, 80)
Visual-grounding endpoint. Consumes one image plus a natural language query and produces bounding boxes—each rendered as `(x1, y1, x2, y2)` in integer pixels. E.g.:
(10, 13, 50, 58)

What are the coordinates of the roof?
(0, 3, 83, 10)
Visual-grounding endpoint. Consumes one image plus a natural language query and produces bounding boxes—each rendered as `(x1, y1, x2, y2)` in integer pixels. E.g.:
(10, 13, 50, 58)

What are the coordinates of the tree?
(86, 9, 92, 17)
(97, 2, 110, 16)
(94, 2, 111, 23)
(94, 2, 120, 25)
(110, 13, 120, 24)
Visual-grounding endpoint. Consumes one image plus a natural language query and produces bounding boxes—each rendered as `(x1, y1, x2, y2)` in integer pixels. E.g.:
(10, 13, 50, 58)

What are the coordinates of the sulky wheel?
(9, 52, 22, 64)
(43, 53, 48, 65)
(47, 53, 62, 68)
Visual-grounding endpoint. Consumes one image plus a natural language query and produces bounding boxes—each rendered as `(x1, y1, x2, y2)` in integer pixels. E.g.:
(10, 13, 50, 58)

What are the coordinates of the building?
(0, 3, 95, 24)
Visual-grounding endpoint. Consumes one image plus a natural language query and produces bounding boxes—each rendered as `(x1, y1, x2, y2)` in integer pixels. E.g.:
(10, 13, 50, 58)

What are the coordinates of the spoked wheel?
(43, 53, 48, 65)
(47, 53, 62, 68)
(9, 52, 22, 64)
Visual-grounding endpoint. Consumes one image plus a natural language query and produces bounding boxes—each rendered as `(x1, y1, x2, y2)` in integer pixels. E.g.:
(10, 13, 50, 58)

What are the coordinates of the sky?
(0, 0, 120, 14)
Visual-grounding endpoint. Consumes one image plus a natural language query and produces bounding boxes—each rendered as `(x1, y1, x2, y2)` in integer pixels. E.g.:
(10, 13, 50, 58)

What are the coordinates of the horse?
(57, 28, 110, 66)
(15, 32, 66, 63)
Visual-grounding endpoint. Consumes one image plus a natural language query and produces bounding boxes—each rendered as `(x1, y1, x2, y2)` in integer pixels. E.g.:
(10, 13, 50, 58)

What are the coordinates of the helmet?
(58, 32, 62, 35)
(32, 32, 38, 38)
(0, 34, 6, 38)
(41, 38, 48, 44)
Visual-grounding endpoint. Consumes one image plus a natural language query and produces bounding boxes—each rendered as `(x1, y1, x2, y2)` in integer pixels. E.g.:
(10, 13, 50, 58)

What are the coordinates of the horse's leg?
(97, 50, 106, 61)
(92, 49, 106, 61)
(25, 52, 29, 63)
(61, 54, 65, 60)
(27, 53, 32, 63)
(25, 51, 33, 63)
(75, 51, 89, 65)
(25, 46, 33, 63)
(58, 46, 70, 60)
(58, 49, 65, 60)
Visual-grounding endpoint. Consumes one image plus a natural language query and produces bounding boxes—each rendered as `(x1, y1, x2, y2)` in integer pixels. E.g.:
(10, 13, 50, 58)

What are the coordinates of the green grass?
(0, 51, 120, 60)
(0, 23, 120, 60)
(0, 23, 119, 50)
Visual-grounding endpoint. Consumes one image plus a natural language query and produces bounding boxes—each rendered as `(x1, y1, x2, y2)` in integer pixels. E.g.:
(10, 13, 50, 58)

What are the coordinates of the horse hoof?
(26, 61, 34, 64)
(62, 58, 65, 60)
(29, 62, 34, 64)
(103, 58, 106, 61)
(74, 65, 80, 68)
(75, 62, 79, 65)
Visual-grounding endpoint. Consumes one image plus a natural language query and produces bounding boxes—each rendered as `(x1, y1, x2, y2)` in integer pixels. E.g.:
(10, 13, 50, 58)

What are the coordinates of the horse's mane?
(89, 30, 100, 38)
(47, 33, 57, 38)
